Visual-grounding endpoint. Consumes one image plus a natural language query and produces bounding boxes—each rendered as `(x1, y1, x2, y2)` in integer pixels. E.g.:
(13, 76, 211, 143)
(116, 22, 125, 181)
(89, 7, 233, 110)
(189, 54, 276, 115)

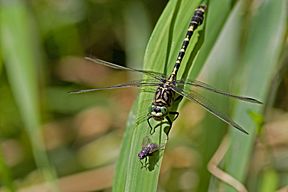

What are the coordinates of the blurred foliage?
(0, 0, 287, 192)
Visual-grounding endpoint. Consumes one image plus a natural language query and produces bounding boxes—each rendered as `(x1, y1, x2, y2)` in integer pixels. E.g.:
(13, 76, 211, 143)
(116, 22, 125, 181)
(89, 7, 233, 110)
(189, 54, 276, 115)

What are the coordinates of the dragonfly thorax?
(154, 84, 175, 106)
(151, 83, 176, 121)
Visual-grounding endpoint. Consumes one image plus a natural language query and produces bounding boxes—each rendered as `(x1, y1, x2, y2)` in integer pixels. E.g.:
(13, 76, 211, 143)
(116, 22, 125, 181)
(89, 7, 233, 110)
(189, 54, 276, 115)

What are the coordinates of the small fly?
(138, 137, 164, 169)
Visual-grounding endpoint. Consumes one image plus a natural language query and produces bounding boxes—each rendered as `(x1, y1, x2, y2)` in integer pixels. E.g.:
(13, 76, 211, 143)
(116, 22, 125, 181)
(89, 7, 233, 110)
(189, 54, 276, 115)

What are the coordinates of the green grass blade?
(259, 168, 278, 192)
(223, 0, 287, 191)
(0, 29, 13, 191)
(194, 1, 242, 191)
(0, 48, 2, 74)
(187, 0, 236, 79)
(113, 0, 206, 191)
(0, 0, 58, 189)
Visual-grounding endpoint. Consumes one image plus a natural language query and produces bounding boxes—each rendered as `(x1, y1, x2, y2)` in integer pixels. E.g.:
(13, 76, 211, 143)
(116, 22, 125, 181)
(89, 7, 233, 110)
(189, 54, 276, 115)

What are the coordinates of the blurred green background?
(0, 0, 287, 191)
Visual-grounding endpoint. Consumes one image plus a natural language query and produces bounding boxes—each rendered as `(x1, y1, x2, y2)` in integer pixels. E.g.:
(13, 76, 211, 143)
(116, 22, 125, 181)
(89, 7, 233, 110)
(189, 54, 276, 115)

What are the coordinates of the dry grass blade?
(208, 135, 248, 192)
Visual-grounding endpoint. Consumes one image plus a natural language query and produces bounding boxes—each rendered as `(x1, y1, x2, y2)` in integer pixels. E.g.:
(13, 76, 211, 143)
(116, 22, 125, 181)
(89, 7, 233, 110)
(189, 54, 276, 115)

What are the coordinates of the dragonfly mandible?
(71, 5, 262, 135)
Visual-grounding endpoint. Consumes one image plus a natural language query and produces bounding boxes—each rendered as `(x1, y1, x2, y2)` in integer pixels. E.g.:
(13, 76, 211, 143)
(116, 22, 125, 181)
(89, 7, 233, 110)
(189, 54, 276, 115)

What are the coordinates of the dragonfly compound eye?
(149, 105, 154, 113)
(160, 107, 167, 115)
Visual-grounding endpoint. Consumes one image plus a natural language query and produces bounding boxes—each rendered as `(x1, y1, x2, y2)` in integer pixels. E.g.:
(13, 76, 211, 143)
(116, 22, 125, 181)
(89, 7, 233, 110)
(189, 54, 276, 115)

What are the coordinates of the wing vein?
(172, 86, 249, 134)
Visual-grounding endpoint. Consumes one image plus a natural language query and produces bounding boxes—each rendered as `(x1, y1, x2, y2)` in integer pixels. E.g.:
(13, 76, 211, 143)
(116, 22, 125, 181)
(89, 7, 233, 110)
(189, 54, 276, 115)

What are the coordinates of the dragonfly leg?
(174, 95, 183, 102)
(164, 116, 173, 138)
(169, 111, 179, 121)
(163, 112, 179, 137)
(152, 121, 170, 135)
(147, 116, 155, 135)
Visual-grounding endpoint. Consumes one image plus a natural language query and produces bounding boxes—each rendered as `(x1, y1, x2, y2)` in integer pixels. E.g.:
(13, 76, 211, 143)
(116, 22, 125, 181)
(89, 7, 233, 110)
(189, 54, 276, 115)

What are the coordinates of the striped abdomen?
(169, 5, 207, 80)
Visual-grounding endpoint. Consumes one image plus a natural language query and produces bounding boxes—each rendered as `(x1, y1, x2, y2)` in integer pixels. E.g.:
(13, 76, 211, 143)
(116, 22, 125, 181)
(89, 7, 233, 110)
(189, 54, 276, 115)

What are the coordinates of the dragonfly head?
(150, 105, 168, 121)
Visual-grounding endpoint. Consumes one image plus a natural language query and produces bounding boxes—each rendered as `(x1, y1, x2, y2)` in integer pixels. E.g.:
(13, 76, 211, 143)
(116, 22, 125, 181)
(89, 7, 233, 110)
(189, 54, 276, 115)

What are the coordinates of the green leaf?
(223, 0, 287, 191)
(195, 1, 240, 191)
(259, 168, 278, 192)
(113, 0, 207, 191)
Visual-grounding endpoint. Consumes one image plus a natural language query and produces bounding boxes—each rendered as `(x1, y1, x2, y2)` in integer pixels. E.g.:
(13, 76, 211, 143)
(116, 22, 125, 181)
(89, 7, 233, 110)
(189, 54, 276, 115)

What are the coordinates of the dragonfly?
(71, 4, 262, 135)
(138, 137, 164, 169)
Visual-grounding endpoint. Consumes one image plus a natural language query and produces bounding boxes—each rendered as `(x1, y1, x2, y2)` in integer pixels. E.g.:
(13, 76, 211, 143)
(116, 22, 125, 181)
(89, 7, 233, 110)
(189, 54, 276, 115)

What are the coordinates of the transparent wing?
(85, 57, 166, 81)
(136, 112, 150, 126)
(69, 80, 159, 94)
(142, 136, 152, 147)
(172, 86, 249, 134)
(176, 79, 262, 104)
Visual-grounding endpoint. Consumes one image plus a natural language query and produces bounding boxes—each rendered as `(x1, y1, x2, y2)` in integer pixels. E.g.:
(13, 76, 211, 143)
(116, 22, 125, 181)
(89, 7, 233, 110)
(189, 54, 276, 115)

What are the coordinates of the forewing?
(69, 80, 159, 94)
(85, 57, 166, 81)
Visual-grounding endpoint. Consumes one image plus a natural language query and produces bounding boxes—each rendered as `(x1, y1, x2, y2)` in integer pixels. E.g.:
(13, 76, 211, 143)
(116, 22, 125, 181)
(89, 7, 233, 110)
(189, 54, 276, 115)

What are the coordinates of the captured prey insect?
(71, 4, 262, 135)
(138, 137, 164, 169)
